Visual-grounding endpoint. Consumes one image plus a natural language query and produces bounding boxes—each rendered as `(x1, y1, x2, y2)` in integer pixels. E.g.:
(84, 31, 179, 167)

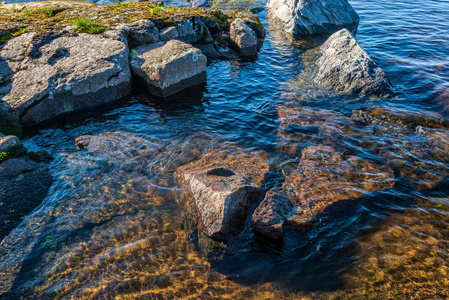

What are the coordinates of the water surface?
(1, 0, 449, 298)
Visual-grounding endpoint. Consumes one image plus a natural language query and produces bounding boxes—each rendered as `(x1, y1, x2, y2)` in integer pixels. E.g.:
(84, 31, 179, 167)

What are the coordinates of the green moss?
(69, 17, 108, 34)
(0, 145, 24, 164)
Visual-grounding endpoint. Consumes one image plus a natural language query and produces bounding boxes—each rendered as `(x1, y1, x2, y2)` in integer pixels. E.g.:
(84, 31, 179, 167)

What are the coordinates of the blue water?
(1, 0, 449, 298)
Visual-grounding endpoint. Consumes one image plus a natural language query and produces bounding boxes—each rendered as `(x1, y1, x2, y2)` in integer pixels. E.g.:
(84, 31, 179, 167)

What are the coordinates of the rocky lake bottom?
(1, 0, 449, 298)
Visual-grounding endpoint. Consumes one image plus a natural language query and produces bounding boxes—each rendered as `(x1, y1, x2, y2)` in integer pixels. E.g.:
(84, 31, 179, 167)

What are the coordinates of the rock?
(0, 158, 52, 240)
(176, 149, 269, 240)
(181, 167, 260, 240)
(0, 32, 131, 127)
(191, 0, 209, 7)
(75, 131, 153, 156)
(0, 135, 23, 153)
(251, 188, 293, 239)
(176, 18, 212, 44)
(230, 18, 259, 57)
(276, 105, 356, 156)
(266, 0, 360, 35)
(160, 26, 179, 41)
(252, 145, 395, 239)
(315, 29, 391, 96)
(115, 19, 160, 48)
(130, 40, 207, 97)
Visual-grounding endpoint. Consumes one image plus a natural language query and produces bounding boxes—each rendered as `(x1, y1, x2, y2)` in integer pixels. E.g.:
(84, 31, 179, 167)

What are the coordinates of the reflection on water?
(1, 0, 449, 298)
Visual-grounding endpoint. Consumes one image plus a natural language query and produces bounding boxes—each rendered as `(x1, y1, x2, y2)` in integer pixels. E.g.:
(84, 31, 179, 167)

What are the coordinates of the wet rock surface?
(252, 146, 395, 239)
(177, 149, 269, 240)
(315, 29, 391, 96)
(266, 0, 360, 36)
(130, 40, 207, 98)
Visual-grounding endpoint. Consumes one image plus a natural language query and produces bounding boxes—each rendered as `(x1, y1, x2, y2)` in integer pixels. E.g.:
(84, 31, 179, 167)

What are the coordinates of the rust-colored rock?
(177, 149, 269, 240)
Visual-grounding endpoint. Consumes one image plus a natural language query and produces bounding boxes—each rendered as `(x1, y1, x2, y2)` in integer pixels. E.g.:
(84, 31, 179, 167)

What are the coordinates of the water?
(1, 0, 449, 298)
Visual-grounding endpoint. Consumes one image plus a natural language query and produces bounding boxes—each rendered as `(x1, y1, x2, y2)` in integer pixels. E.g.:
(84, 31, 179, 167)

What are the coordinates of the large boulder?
(230, 18, 259, 57)
(315, 29, 391, 96)
(0, 32, 131, 127)
(0, 158, 52, 240)
(130, 40, 207, 98)
(177, 150, 269, 240)
(252, 145, 395, 239)
(266, 0, 360, 36)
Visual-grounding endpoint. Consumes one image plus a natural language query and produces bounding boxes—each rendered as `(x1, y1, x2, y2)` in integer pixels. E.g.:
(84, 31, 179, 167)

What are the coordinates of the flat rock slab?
(252, 145, 395, 239)
(0, 32, 131, 127)
(177, 149, 269, 240)
(130, 40, 207, 98)
(315, 29, 391, 96)
(267, 0, 359, 35)
(0, 158, 52, 240)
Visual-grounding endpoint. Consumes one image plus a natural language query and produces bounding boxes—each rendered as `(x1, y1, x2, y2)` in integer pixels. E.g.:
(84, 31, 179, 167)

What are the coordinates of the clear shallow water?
(1, 0, 449, 298)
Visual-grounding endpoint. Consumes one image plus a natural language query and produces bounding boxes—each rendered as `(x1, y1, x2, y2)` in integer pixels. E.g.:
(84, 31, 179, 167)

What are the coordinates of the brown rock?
(251, 188, 293, 239)
(177, 149, 269, 240)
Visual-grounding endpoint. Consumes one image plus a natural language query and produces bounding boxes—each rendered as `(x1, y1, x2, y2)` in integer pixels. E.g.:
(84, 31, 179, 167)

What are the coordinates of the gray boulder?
(230, 18, 259, 57)
(315, 29, 391, 95)
(130, 40, 207, 98)
(191, 0, 209, 7)
(115, 19, 160, 48)
(266, 0, 359, 35)
(0, 32, 131, 127)
(0, 135, 23, 153)
(180, 167, 261, 240)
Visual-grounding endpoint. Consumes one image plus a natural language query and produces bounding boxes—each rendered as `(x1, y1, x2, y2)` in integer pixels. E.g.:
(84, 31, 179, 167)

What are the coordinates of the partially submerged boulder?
(315, 29, 391, 96)
(252, 145, 395, 239)
(177, 150, 269, 240)
(0, 135, 23, 153)
(130, 40, 207, 98)
(266, 0, 359, 36)
(0, 32, 131, 127)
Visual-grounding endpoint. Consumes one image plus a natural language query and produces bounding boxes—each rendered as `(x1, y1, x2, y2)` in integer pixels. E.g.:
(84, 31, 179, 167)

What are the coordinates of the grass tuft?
(69, 18, 107, 34)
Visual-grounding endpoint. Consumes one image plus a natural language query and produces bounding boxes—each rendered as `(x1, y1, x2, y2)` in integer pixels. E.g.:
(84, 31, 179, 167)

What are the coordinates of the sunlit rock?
(0, 32, 131, 127)
(176, 150, 269, 240)
(266, 0, 359, 36)
(315, 29, 391, 96)
(130, 40, 207, 98)
(230, 18, 259, 57)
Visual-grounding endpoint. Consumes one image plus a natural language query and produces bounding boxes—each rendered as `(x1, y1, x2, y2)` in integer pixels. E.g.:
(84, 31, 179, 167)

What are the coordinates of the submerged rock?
(0, 32, 131, 127)
(276, 105, 356, 156)
(0, 158, 52, 240)
(266, 0, 359, 36)
(252, 145, 395, 239)
(315, 29, 391, 96)
(130, 40, 207, 98)
(177, 150, 269, 240)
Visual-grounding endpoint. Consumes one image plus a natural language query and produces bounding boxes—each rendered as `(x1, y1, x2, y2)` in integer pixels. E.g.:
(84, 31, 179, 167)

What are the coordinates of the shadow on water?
(207, 178, 418, 293)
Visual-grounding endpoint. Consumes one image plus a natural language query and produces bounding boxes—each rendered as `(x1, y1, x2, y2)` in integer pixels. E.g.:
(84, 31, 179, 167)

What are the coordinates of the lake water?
(1, 0, 449, 298)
